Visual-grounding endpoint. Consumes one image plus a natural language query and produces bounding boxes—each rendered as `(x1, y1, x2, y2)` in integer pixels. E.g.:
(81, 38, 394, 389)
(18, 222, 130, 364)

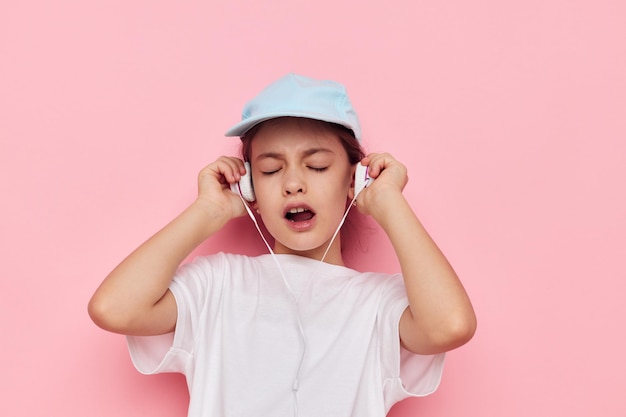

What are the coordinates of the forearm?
(89, 200, 229, 332)
(373, 192, 476, 352)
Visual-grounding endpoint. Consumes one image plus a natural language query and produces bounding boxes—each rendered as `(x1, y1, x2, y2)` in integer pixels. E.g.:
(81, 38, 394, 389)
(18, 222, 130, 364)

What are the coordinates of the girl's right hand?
(195, 156, 249, 221)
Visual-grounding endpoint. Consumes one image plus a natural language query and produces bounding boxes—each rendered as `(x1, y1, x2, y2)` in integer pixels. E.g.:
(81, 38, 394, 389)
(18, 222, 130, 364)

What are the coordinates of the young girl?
(89, 73, 476, 417)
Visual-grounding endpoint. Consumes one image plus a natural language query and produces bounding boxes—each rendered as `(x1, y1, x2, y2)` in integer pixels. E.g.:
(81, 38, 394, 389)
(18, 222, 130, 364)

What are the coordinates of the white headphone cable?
(235, 194, 307, 417)
(235, 178, 368, 417)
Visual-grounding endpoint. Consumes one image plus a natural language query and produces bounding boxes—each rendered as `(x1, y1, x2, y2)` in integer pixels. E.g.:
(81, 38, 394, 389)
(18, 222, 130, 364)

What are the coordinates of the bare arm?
(88, 157, 248, 336)
(356, 153, 476, 355)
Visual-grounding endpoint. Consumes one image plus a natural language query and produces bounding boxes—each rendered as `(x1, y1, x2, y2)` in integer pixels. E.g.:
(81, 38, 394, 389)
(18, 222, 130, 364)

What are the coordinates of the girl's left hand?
(354, 153, 409, 217)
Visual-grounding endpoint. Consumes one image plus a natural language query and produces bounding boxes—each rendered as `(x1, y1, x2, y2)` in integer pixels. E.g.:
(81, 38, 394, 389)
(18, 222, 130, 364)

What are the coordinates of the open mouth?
(285, 207, 316, 222)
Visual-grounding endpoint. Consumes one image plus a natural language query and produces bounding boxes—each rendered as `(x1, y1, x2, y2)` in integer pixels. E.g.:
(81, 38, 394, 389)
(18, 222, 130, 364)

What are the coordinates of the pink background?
(2, 1, 625, 415)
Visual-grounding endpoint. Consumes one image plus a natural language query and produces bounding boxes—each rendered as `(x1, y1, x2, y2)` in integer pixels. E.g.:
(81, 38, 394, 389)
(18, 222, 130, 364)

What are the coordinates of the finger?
(363, 153, 389, 178)
(366, 153, 408, 190)
(216, 156, 246, 183)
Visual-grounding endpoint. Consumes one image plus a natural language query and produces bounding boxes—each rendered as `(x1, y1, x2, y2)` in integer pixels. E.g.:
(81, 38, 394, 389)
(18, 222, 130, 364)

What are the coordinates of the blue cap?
(225, 73, 361, 141)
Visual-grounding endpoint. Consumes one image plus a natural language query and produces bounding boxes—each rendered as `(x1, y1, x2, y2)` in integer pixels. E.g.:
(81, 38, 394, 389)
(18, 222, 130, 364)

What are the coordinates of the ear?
(347, 164, 357, 200)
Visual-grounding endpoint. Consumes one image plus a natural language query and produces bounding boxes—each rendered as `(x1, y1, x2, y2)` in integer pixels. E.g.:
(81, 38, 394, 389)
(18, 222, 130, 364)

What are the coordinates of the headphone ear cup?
(354, 163, 371, 196)
(238, 161, 256, 202)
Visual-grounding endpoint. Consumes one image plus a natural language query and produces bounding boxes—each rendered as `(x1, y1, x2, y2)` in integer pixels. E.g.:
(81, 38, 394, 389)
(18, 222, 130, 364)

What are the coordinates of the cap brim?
(225, 112, 357, 138)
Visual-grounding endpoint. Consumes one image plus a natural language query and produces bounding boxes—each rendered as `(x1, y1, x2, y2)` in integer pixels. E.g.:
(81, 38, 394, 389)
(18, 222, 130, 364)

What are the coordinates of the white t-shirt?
(127, 253, 445, 417)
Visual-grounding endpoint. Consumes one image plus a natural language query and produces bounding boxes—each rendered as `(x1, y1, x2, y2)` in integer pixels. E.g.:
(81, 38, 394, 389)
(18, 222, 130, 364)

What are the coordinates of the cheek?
(338, 171, 353, 194)
(251, 180, 278, 213)
(321, 176, 352, 207)
(251, 174, 272, 198)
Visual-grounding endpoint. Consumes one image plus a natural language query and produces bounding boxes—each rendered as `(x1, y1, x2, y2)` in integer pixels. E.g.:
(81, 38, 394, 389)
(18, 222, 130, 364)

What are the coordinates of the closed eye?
(261, 169, 281, 175)
(308, 166, 328, 172)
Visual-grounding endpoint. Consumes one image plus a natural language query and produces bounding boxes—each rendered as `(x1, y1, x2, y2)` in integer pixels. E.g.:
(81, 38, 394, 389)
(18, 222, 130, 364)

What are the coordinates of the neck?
(273, 236, 345, 266)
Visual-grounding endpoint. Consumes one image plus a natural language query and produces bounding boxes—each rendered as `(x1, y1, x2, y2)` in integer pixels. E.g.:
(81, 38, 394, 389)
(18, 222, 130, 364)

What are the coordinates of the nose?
(283, 168, 306, 196)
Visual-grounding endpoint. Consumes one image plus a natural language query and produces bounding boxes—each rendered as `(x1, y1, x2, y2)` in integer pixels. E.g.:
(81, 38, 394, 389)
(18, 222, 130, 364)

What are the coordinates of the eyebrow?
(255, 147, 335, 161)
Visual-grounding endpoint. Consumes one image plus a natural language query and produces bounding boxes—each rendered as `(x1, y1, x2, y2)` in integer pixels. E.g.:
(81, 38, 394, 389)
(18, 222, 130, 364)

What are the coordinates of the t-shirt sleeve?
(126, 255, 219, 377)
(378, 274, 446, 409)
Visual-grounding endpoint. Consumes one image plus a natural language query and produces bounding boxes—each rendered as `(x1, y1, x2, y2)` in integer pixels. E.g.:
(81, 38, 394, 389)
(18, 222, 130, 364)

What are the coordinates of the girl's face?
(249, 118, 354, 264)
